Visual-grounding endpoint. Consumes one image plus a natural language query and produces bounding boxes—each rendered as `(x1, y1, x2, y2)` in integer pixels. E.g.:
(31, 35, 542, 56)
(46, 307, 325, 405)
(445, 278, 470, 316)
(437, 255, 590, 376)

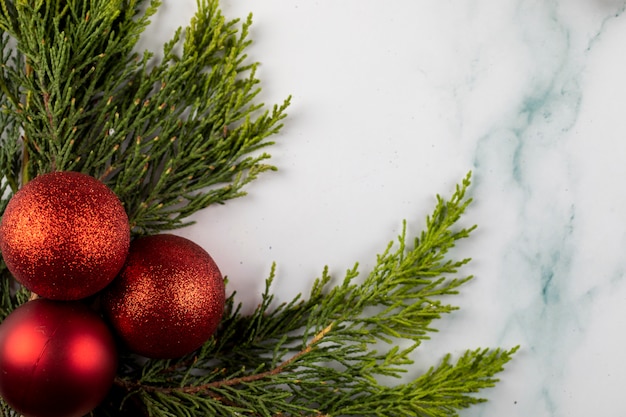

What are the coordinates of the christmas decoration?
(0, 299, 117, 417)
(0, 171, 130, 300)
(102, 234, 225, 359)
(0, 1, 518, 416)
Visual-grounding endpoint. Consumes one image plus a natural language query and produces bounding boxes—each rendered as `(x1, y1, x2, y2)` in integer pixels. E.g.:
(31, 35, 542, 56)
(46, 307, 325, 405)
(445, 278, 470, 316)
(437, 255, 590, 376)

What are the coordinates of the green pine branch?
(0, 0, 290, 235)
(0, 1, 517, 416)
(111, 173, 518, 417)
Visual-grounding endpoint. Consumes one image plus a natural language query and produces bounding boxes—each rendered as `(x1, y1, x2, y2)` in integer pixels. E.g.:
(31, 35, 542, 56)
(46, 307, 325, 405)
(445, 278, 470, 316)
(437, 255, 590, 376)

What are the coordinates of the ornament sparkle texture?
(0, 171, 130, 300)
(102, 234, 225, 359)
(0, 299, 118, 417)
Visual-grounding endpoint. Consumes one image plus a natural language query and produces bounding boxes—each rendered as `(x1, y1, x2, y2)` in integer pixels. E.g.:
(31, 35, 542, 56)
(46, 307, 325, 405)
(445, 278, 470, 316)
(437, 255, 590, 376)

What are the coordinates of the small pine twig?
(115, 323, 335, 396)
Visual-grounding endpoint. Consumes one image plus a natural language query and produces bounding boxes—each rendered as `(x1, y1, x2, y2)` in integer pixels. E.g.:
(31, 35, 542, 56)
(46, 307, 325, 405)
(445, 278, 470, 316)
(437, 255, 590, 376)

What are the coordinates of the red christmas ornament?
(102, 234, 225, 359)
(0, 171, 130, 300)
(0, 299, 118, 417)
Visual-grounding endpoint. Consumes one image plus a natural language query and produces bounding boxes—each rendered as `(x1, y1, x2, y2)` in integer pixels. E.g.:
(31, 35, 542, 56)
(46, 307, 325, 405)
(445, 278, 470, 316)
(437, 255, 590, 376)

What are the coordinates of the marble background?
(144, 1, 626, 415)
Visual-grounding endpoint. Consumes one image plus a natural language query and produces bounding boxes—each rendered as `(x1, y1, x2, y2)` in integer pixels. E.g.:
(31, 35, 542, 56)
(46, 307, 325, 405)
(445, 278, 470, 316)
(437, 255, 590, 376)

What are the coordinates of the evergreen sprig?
(0, 0, 290, 235)
(109, 173, 518, 417)
(0, 1, 517, 416)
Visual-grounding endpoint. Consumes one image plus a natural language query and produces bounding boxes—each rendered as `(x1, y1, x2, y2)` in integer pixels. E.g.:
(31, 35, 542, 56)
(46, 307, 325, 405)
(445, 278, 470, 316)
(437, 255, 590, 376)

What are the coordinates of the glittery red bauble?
(102, 234, 225, 359)
(0, 299, 118, 417)
(0, 171, 130, 300)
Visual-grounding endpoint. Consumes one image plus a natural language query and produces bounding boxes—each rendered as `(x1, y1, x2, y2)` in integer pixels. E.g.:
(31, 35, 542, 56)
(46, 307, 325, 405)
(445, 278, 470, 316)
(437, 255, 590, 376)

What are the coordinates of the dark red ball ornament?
(0, 299, 118, 417)
(0, 171, 130, 300)
(102, 234, 225, 359)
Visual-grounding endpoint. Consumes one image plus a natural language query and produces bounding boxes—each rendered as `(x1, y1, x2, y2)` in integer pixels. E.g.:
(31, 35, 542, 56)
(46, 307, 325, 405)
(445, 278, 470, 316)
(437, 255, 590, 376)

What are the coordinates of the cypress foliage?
(0, 1, 517, 416)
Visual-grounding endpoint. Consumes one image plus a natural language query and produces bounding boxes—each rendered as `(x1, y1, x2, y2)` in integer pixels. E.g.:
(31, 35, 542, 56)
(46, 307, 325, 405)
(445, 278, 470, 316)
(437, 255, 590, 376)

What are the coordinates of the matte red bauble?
(102, 234, 225, 359)
(0, 299, 118, 417)
(0, 171, 130, 300)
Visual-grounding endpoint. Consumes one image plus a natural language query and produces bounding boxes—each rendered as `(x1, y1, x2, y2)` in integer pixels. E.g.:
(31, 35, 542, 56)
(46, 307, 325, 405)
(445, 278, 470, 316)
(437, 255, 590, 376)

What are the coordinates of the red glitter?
(0, 171, 130, 300)
(102, 234, 225, 359)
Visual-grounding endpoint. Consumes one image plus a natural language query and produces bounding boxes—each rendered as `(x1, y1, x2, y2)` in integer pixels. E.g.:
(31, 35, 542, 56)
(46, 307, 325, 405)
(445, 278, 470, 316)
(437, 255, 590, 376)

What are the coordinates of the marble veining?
(466, 2, 626, 416)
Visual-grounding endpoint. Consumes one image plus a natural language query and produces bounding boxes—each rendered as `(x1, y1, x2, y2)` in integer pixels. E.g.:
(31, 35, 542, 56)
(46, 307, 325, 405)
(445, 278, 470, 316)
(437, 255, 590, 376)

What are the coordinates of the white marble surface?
(145, 1, 626, 415)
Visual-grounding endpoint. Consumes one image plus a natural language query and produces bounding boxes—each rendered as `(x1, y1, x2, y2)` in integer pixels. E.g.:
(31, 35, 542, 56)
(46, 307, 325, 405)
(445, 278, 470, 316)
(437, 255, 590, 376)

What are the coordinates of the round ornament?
(102, 234, 225, 359)
(0, 171, 130, 300)
(0, 299, 118, 417)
